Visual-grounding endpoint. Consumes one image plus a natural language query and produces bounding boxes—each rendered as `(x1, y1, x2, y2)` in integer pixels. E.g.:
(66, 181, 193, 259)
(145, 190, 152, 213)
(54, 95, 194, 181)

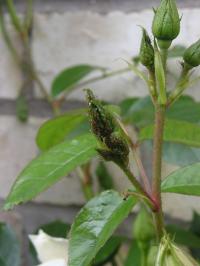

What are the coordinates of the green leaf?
(36, 110, 87, 151)
(0, 258, 6, 266)
(144, 141, 200, 166)
(123, 96, 154, 128)
(96, 162, 114, 190)
(166, 224, 200, 248)
(168, 45, 186, 58)
(38, 220, 71, 238)
(124, 241, 141, 266)
(163, 142, 200, 166)
(94, 236, 123, 266)
(67, 120, 90, 140)
(120, 97, 139, 117)
(4, 134, 98, 210)
(51, 64, 104, 97)
(190, 212, 200, 260)
(140, 119, 200, 148)
(166, 96, 200, 123)
(68, 190, 137, 266)
(161, 162, 200, 196)
(122, 95, 200, 128)
(0, 223, 21, 266)
(190, 212, 200, 237)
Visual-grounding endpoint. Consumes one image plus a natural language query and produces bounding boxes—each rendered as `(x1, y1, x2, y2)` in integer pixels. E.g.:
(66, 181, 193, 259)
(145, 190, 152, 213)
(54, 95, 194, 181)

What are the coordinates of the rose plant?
(3, 0, 200, 265)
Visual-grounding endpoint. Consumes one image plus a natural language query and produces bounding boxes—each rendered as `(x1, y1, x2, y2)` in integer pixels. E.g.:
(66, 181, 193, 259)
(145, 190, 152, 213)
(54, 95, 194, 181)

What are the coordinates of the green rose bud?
(139, 28, 154, 70)
(156, 234, 198, 266)
(152, 0, 180, 49)
(133, 207, 155, 244)
(184, 39, 200, 68)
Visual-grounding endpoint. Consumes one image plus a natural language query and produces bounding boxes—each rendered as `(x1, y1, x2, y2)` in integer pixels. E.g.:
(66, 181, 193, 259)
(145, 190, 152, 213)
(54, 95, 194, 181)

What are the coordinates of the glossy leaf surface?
(36, 110, 86, 151)
(51, 64, 104, 97)
(162, 162, 200, 196)
(94, 236, 123, 265)
(140, 119, 200, 148)
(163, 142, 200, 166)
(69, 190, 137, 266)
(4, 134, 98, 210)
(38, 220, 71, 238)
(122, 96, 200, 128)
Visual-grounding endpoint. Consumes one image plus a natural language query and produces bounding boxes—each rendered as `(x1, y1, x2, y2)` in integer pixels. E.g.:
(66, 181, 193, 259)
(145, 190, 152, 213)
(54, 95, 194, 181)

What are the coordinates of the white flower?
(29, 230, 68, 266)
(37, 259, 66, 266)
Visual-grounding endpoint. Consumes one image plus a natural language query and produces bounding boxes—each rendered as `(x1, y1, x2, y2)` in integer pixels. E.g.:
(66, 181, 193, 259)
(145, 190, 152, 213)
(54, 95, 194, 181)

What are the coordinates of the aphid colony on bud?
(86, 89, 129, 168)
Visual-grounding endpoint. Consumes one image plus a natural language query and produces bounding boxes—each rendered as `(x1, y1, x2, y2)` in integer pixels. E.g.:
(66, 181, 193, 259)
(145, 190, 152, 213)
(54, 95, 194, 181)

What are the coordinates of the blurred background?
(0, 1, 200, 265)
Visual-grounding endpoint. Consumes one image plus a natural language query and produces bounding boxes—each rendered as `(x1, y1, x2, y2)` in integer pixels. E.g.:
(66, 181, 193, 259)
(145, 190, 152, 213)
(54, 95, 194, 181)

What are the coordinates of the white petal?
(37, 259, 67, 266)
(29, 230, 68, 263)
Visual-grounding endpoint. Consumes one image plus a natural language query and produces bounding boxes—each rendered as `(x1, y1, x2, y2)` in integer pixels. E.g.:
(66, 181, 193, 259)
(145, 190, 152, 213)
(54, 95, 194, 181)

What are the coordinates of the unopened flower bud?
(184, 39, 200, 68)
(156, 234, 198, 266)
(152, 0, 180, 49)
(105, 131, 129, 165)
(97, 131, 129, 167)
(86, 89, 130, 167)
(86, 89, 115, 141)
(139, 28, 154, 70)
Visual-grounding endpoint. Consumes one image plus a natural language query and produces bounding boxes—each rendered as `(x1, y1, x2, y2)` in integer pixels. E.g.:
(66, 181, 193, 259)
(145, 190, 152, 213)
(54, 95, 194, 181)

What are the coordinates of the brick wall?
(1, 1, 200, 224)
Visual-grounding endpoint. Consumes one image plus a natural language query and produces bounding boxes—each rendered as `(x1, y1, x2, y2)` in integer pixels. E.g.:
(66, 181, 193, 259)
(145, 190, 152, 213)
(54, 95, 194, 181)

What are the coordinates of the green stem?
(131, 143, 151, 194)
(0, 4, 20, 64)
(58, 67, 130, 104)
(141, 247, 148, 266)
(6, 0, 22, 33)
(168, 65, 190, 105)
(160, 49, 168, 72)
(77, 166, 94, 201)
(152, 104, 166, 240)
(148, 70, 157, 100)
(5, 0, 58, 116)
(24, 0, 33, 30)
(21, 29, 59, 115)
(122, 166, 147, 198)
